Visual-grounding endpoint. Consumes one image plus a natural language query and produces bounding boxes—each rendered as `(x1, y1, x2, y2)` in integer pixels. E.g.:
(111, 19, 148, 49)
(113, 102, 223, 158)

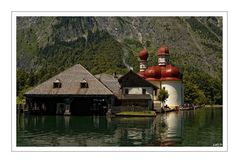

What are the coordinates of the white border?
(13, 11, 226, 17)
(12, 11, 228, 152)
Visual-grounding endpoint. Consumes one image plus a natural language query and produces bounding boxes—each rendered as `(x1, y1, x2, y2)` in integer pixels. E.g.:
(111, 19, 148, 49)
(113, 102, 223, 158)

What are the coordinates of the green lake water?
(17, 107, 222, 146)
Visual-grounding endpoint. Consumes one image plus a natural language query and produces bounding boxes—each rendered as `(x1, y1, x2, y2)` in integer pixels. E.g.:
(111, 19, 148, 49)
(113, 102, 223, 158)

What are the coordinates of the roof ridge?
(26, 64, 79, 92)
(25, 64, 113, 96)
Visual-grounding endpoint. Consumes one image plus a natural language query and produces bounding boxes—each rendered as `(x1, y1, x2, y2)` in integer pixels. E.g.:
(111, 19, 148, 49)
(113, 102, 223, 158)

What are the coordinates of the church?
(137, 45, 184, 109)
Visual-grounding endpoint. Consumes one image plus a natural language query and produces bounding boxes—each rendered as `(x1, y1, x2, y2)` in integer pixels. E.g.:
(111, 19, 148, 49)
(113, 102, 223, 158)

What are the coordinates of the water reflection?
(110, 117, 155, 146)
(17, 108, 222, 146)
(157, 112, 183, 146)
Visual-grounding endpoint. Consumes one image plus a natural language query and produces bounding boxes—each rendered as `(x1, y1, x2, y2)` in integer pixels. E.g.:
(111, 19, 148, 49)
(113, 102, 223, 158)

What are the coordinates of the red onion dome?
(144, 66, 161, 79)
(158, 45, 169, 56)
(161, 64, 182, 79)
(138, 48, 149, 60)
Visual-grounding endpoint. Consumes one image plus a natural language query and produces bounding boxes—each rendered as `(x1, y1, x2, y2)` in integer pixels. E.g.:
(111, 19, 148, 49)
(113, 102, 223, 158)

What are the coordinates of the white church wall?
(161, 81, 183, 107)
(148, 80, 184, 106)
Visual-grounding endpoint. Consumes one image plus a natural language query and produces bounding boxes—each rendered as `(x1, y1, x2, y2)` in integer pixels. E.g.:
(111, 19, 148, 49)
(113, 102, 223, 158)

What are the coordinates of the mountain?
(16, 16, 223, 104)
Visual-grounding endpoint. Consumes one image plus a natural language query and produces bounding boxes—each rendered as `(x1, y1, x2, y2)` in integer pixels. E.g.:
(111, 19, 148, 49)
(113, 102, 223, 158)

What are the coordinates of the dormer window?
(80, 79, 88, 88)
(53, 79, 62, 88)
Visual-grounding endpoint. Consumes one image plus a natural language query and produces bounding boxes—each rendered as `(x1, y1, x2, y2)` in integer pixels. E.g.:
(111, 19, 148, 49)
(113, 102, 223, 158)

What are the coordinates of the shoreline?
(114, 111, 156, 117)
(204, 105, 223, 108)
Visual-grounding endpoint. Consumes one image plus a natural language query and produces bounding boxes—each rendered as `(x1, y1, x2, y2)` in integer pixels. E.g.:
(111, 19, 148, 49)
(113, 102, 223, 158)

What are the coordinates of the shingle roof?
(118, 70, 158, 89)
(95, 73, 122, 97)
(25, 64, 113, 96)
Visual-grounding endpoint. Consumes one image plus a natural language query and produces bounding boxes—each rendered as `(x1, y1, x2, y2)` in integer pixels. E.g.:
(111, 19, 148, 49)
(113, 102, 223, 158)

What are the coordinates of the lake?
(17, 107, 222, 146)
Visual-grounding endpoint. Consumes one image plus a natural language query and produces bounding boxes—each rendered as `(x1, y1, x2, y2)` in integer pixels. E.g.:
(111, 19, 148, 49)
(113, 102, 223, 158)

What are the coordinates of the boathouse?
(24, 64, 114, 115)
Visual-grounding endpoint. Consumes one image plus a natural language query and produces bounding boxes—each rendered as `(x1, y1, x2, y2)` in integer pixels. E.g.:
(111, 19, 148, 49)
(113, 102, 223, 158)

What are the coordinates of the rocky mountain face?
(17, 16, 223, 104)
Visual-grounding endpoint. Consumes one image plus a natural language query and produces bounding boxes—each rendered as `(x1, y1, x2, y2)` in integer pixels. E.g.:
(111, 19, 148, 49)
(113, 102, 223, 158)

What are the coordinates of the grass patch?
(115, 111, 156, 117)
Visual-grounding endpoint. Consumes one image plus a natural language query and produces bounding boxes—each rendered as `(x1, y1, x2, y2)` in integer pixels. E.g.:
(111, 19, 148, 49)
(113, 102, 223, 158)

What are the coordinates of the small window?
(53, 79, 62, 88)
(142, 89, 146, 94)
(80, 79, 88, 88)
(124, 89, 129, 94)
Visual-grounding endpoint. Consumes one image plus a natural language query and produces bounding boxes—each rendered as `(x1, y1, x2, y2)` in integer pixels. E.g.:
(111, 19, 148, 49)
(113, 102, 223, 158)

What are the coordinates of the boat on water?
(161, 105, 179, 113)
(162, 104, 201, 112)
(179, 104, 200, 110)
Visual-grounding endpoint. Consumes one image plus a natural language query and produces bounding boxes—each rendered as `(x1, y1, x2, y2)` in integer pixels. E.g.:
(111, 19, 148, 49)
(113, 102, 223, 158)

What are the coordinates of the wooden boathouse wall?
(25, 95, 115, 115)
